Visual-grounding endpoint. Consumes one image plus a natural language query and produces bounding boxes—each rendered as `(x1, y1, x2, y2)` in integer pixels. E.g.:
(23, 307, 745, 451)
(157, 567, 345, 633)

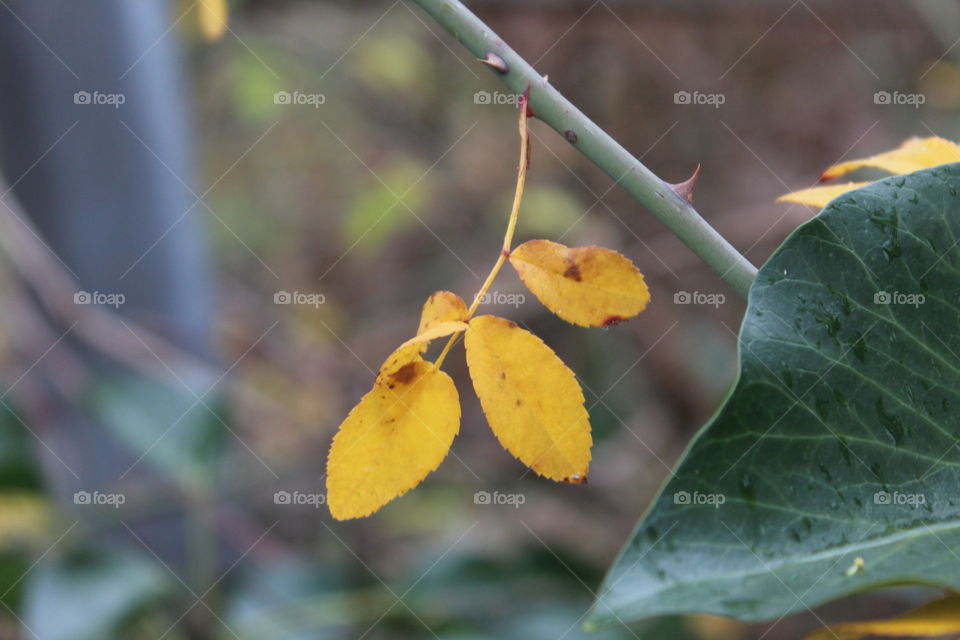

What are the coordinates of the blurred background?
(0, 0, 956, 638)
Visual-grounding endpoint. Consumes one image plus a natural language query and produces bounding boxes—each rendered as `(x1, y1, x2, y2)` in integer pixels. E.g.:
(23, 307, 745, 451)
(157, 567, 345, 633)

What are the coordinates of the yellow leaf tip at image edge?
(779, 135, 960, 208)
(198, 0, 229, 42)
(776, 182, 871, 208)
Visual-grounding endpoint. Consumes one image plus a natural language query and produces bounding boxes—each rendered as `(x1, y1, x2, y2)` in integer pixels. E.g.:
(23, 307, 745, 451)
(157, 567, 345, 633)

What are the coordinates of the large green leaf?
(590, 163, 960, 626)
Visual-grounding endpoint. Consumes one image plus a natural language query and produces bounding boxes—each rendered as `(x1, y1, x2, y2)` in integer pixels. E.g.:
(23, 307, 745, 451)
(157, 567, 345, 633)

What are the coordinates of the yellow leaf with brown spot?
(776, 182, 871, 207)
(417, 291, 468, 337)
(804, 594, 960, 640)
(326, 360, 460, 520)
(400, 321, 468, 350)
(198, 0, 228, 42)
(821, 136, 960, 180)
(509, 240, 649, 327)
(464, 315, 591, 481)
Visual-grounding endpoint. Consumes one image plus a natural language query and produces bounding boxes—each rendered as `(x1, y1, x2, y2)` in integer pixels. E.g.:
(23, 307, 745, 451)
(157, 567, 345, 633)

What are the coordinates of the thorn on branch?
(477, 51, 508, 74)
(668, 164, 701, 203)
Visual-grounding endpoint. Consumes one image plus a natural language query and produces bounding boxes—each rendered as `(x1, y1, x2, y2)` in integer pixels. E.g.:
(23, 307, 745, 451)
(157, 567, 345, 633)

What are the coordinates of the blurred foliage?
(342, 158, 432, 254)
(22, 547, 170, 640)
(85, 374, 227, 484)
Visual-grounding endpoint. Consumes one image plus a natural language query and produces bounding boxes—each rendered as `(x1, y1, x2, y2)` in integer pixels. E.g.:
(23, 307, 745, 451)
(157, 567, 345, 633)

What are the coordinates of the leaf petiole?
(434, 95, 531, 370)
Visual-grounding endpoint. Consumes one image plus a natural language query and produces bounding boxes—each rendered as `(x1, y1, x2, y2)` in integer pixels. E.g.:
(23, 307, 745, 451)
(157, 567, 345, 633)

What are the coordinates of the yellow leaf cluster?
(778, 136, 960, 207)
(325, 95, 651, 519)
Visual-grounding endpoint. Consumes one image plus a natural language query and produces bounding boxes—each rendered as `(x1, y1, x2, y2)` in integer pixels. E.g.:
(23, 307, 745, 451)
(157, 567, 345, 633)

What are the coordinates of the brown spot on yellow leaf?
(563, 261, 582, 281)
(601, 315, 628, 327)
(389, 362, 419, 386)
(376, 343, 423, 385)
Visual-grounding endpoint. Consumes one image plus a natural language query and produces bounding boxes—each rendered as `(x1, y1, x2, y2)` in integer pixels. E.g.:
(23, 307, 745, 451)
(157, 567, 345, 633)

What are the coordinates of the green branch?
(411, 0, 758, 298)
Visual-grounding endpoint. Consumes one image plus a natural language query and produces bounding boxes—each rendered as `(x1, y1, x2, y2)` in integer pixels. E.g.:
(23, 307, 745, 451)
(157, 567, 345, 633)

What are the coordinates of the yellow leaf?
(198, 0, 228, 42)
(327, 360, 460, 520)
(400, 320, 469, 350)
(778, 136, 960, 208)
(821, 136, 960, 180)
(776, 182, 871, 207)
(417, 291, 468, 337)
(804, 594, 960, 640)
(509, 239, 649, 328)
(464, 315, 591, 481)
